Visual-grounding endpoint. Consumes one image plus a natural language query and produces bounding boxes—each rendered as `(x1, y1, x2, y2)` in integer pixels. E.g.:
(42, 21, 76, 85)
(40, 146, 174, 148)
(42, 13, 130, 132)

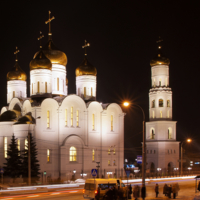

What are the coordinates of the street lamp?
(123, 102, 146, 188)
(181, 138, 192, 175)
(73, 169, 76, 180)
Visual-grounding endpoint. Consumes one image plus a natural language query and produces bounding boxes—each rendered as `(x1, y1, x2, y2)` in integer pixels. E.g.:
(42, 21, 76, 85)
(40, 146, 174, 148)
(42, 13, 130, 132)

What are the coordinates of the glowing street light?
(181, 138, 192, 175)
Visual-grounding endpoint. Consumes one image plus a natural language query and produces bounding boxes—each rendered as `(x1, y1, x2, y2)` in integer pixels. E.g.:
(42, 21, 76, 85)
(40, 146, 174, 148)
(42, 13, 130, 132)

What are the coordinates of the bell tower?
(146, 38, 180, 173)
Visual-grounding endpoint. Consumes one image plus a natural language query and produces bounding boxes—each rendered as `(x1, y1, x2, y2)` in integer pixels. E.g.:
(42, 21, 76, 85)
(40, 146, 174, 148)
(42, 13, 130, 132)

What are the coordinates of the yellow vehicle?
(83, 178, 127, 200)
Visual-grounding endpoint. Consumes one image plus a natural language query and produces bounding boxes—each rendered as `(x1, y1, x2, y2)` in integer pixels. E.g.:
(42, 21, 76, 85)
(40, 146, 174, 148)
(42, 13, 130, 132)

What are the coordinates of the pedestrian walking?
(163, 183, 168, 196)
(133, 185, 140, 200)
(155, 183, 159, 197)
(168, 184, 172, 198)
(141, 184, 146, 200)
(128, 185, 132, 199)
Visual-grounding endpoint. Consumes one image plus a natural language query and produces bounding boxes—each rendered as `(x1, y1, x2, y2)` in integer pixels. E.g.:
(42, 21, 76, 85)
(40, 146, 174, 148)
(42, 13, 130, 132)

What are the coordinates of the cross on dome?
(38, 31, 44, 49)
(45, 11, 55, 40)
(82, 40, 90, 56)
(14, 47, 20, 62)
(156, 36, 163, 50)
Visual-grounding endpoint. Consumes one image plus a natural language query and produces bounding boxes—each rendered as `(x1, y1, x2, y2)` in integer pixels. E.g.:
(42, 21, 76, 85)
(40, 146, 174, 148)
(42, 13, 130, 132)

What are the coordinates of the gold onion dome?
(30, 50, 52, 70)
(7, 61, 27, 81)
(34, 40, 67, 66)
(150, 38, 170, 67)
(76, 56, 97, 77)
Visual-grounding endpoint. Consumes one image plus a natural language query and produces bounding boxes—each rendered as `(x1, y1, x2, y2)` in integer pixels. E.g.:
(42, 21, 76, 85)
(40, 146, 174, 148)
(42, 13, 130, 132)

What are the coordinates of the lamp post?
(181, 138, 191, 175)
(123, 102, 146, 187)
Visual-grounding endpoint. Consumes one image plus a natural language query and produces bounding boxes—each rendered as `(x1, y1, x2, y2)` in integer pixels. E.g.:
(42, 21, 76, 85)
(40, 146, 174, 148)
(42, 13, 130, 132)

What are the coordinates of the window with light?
(18, 139, 20, 156)
(108, 160, 111, 165)
(47, 149, 50, 162)
(108, 148, 111, 155)
(45, 82, 47, 93)
(37, 81, 40, 93)
(92, 149, 95, 161)
(92, 114, 95, 130)
(25, 139, 28, 150)
(71, 107, 73, 126)
(152, 100, 155, 108)
(47, 110, 50, 128)
(84, 87, 86, 98)
(13, 91, 15, 98)
(113, 148, 116, 155)
(167, 100, 170, 107)
(111, 115, 113, 131)
(159, 99, 163, 107)
(69, 146, 77, 161)
(57, 78, 59, 91)
(4, 137, 7, 158)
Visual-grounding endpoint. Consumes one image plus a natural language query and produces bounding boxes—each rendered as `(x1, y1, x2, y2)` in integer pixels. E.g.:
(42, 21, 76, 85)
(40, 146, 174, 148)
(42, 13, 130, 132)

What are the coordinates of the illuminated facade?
(146, 38, 179, 173)
(0, 13, 124, 180)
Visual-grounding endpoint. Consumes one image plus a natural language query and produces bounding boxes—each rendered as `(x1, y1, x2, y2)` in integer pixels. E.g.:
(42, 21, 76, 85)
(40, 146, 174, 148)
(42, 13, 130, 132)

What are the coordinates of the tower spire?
(38, 31, 44, 49)
(156, 36, 163, 55)
(82, 40, 90, 56)
(45, 11, 55, 41)
(14, 47, 20, 62)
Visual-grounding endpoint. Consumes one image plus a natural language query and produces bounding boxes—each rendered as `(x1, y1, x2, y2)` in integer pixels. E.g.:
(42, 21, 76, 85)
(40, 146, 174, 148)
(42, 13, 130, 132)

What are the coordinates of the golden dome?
(150, 38, 170, 67)
(30, 50, 52, 70)
(7, 61, 27, 81)
(34, 40, 67, 66)
(150, 55, 170, 67)
(76, 56, 97, 77)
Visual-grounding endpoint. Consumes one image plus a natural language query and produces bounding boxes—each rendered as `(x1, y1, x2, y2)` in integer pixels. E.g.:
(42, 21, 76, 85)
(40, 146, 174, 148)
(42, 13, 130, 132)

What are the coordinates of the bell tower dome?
(75, 40, 97, 101)
(7, 47, 27, 103)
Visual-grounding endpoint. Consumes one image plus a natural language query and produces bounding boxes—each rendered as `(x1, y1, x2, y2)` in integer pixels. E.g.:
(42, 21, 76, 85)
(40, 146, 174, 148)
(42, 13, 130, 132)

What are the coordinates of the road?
(0, 178, 199, 199)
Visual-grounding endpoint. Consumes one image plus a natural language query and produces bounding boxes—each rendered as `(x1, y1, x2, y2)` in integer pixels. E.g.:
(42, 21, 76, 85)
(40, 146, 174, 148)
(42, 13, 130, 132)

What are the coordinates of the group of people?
(103, 186, 125, 200)
(132, 184, 146, 200)
(163, 183, 180, 199)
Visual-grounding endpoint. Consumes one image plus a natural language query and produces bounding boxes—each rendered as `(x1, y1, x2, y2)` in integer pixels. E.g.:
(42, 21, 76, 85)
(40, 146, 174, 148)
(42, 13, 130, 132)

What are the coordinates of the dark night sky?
(0, 1, 200, 160)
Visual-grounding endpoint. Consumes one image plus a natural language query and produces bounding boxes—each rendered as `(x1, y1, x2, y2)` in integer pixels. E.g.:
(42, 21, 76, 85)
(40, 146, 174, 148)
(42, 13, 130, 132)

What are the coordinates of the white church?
(146, 38, 180, 173)
(0, 12, 125, 181)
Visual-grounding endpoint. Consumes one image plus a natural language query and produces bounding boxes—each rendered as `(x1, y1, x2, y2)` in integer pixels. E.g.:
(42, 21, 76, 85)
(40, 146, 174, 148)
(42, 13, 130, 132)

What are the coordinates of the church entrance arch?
(60, 135, 85, 180)
(150, 162, 155, 173)
(168, 162, 173, 174)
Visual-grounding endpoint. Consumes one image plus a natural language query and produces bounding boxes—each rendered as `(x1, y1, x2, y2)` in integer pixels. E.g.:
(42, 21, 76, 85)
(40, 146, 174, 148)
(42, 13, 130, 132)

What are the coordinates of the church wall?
(146, 121, 177, 140)
(51, 64, 67, 96)
(7, 80, 27, 103)
(0, 122, 15, 167)
(30, 69, 52, 95)
(151, 65, 169, 86)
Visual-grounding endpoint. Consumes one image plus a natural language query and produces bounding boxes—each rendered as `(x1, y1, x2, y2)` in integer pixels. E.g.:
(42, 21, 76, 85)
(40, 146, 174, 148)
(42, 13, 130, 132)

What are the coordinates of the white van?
(83, 178, 127, 200)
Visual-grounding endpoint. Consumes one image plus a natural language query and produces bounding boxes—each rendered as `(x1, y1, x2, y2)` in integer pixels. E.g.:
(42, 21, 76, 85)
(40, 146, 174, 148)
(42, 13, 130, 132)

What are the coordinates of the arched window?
(71, 107, 73, 126)
(167, 100, 170, 107)
(108, 160, 111, 165)
(37, 82, 40, 93)
(150, 128, 155, 139)
(92, 149, 95, 161)
(159, 78, 161, 86)
(108, 148, 111, 155)
(69, 146, 77, 161)
(13, 91, 15, 98)
(84, 87, 86, 98)
(47, 110, 50, 128)
(45, 82, 47, 93)
(4, 137, 7, 158)
(168, 128, 172, 139)
(159, 99, 163, 107)
(152, 111, 155, 118)
(111, 115, 113, 131)
(76, 110, 79, 127)
(152, 100, 155, 108)
(57, 78, 59, 91)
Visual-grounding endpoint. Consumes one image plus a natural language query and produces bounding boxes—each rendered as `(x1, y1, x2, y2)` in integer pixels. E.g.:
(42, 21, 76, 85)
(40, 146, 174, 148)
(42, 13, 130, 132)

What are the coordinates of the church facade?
(0, 13, 125, 181)
(145, 39, 180, 173)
